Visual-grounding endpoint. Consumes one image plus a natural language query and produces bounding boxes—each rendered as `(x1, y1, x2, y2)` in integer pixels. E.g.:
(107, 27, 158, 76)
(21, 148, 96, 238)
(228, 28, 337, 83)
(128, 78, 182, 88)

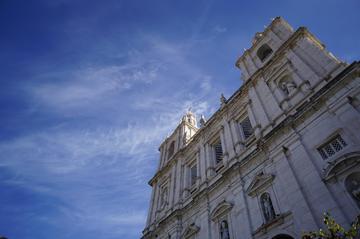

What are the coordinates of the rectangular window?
(318, 134, 347, 160)
(190, 164, 197, 186)
(214, 141, 223, 164)
(240, 116, 254, 140)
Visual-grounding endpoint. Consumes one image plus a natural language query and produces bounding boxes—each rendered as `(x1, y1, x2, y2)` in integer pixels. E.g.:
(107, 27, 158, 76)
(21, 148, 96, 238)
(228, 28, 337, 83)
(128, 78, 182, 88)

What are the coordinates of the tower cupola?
(182, 109, 197, 127)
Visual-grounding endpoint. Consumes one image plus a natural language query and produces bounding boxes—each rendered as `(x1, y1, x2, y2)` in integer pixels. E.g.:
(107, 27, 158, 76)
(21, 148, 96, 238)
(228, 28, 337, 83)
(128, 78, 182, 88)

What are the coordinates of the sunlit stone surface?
(142, 17, 360, 239)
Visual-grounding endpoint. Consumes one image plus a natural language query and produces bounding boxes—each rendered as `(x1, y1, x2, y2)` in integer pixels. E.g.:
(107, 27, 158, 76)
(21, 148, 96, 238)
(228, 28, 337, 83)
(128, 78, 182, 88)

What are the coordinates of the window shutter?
(240, 117, 254, 139)
(190, 164, 197, 186)
(214, 142, 223, 164)
(318, 135, 347, 159)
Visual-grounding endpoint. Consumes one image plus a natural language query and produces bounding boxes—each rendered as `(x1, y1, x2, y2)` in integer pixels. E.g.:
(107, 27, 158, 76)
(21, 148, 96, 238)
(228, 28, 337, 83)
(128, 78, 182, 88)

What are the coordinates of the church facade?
(142, 17, 360, 239)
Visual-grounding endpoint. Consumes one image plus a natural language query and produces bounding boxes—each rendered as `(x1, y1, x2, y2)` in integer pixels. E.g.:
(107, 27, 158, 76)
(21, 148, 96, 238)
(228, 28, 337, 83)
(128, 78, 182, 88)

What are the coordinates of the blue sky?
(0, 0, 359, 238)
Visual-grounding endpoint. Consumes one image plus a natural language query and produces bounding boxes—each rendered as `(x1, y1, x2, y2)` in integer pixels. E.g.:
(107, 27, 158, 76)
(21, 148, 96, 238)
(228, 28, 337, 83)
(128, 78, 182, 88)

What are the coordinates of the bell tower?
(157, 110, 198, 169)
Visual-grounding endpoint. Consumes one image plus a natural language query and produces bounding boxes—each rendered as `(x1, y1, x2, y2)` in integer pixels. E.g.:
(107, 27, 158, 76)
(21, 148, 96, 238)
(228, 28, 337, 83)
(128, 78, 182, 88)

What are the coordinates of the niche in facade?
(257, 43, 273, 62)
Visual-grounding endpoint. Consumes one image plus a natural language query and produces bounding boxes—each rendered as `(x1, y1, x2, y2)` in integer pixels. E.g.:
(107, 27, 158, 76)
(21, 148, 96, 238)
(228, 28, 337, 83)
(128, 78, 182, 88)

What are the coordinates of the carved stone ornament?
(220, 93, 227, 107)
(182, 223, 200, 239)
(246, 172, 275, 197)
(210, 201, 233, 221)
(263, 61, 286, 81)
(323, 151, 360, 182)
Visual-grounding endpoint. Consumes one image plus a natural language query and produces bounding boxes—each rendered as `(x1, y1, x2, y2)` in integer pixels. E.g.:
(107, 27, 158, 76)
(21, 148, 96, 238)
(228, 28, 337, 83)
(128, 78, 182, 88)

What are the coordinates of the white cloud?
(199, 75, 212, 92)
(3, 33, 221, 238)
(30, 61, 162, 111)
(0, 96, 211, 237)
(213, 25, 227, 34)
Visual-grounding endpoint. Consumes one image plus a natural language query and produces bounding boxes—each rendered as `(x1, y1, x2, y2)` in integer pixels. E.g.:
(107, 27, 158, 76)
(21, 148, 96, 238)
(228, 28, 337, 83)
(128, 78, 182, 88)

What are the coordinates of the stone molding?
(246, 173, 275, 197)
(182, 223, 200, 239)
(210, 200, 234, 221)
(323, 151, 360, 182)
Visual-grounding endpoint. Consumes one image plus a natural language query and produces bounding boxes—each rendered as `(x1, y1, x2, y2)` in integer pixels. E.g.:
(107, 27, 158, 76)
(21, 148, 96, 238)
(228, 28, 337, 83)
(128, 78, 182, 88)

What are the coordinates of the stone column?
(169, 164, 177, 208)
(281, 146, 320, 228)
(291, 127, 351, 224)
(230, 119, 244, 155)
(182, 163, 189, 198)
(258, 76, 283, 121)
(239, 178, 254, 238)
(199, 142, 207, 183)
(173, 160, 182, 205)
(223, 119, 236, 161)
(247, 99, 261, 139)
(151, 183, 160, 220)
(146, 185, 156, 226)
(158, 146, 164, 169)
(290, 47, 323, 79)
(245, 53, 258, 75)
(220, 126, 229, 165)
(205, 143, 215, 178)
(238, 61, 250, 80)
(163, 141, 168, 166)
(196, 149, 201, 186)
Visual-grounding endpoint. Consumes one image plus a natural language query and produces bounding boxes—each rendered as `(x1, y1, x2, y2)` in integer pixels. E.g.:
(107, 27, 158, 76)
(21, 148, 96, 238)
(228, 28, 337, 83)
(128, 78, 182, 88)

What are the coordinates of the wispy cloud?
(2, 16, 221, 238)
(1, 33, 214, 233)
(0, 96, 211, 237)
(30, 59, 162, 112)
(213, 25, 227, 34)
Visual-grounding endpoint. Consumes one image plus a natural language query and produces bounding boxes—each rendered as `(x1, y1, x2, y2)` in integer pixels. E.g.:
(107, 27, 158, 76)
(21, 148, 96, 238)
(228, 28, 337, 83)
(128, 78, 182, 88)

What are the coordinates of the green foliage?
(302, 213, 360, 239)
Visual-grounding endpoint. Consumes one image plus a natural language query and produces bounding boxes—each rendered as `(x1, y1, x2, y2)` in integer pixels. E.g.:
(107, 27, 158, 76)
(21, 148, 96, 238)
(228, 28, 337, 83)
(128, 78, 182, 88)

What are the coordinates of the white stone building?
(141, 17, 360, 239)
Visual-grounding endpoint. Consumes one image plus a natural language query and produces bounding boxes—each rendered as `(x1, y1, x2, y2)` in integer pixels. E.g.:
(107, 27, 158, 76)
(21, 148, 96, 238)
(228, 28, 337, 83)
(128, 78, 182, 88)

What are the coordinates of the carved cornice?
(182, 223, 200, 239)
(210, 200, 233, 221)
(323, 151, 360, 182)
(246, 173, 275, 197)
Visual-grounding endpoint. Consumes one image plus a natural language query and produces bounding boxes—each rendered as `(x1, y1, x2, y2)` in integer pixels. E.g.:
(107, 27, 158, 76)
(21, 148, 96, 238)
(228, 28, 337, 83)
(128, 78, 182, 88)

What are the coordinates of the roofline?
(235, 16, 293, 68)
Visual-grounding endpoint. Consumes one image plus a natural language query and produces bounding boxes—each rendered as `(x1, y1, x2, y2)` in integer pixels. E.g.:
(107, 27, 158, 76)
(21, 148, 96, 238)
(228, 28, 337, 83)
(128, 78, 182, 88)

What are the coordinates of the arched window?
(345, 172, 360, 207)
(257, 44, 273, 62)
(219, 220, 230, 239)
(260, 192, 276, 222)
(168, 141, 175, 159)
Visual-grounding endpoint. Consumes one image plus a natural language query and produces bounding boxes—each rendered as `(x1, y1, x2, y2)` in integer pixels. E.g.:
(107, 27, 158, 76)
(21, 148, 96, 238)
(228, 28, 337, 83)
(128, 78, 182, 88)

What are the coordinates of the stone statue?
(280, 80, 297, 95)
(345, 173, 360, 207)
(220, 220, 230, 239)
(161, 188, 168, 208)
(350, 179, 360, 201)
(220, 93, 227, 107)
(199, 115, 206, 128)
(261, 193, 276, 222)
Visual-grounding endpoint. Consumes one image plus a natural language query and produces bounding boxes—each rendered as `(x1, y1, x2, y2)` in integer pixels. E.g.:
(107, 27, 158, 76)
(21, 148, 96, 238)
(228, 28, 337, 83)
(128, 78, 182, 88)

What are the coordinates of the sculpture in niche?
(220, 220, 230, 239)
(160, 187, 168, 208)
(279, 75, 296, 95)
(260, 193, 276, 222)
(345, 172, 360, 207)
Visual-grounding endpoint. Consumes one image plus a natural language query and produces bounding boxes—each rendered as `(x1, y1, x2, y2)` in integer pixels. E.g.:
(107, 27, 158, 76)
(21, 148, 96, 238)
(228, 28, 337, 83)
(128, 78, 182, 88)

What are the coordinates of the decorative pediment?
(323, 151, 360, 182)
(246, 173, 275, 197)
(263, 61, 287, 81)
(182, 223, 200, 239)
(210, 201, 233, 221)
